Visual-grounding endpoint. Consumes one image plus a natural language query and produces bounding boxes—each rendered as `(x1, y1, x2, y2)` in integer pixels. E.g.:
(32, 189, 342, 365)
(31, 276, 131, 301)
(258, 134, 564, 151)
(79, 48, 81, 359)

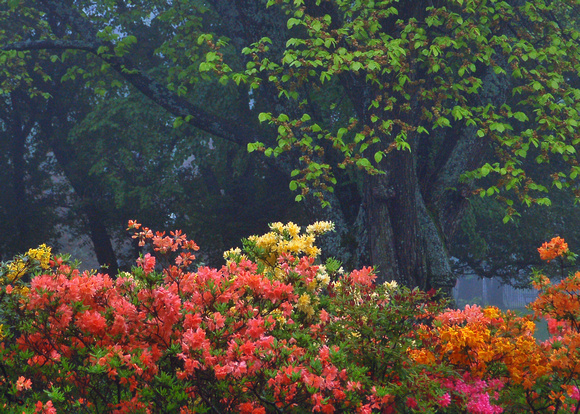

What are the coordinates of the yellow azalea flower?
(304, 244, 320, 258)
(297, 293, 311, 309)
(245, 222, 335, 273)
(6, 261, 27, 282)
(223, 247, 242, 260)
(269, 308, 287, 324)
(483, 306, 501, 319)
(384, 280, 398, 290)
(273, 267, 286, 281)
(255, 232, 278, 250)
(306, 221, 335, 235)
(13, 286, 30, 296)
(27, 244, 52, 269)
(316, 266, 330, 288)
(269, 222, 284, 233)
(297, 293, 315, 317)
(285, 222, 300, 238)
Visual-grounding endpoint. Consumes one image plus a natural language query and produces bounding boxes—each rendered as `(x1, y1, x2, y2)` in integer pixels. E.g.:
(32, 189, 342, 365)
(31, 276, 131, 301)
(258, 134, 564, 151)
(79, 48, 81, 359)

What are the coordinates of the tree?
(0, 0, 305, 272)
(0, 89, 63, 260)
(2, 0, 580, 290)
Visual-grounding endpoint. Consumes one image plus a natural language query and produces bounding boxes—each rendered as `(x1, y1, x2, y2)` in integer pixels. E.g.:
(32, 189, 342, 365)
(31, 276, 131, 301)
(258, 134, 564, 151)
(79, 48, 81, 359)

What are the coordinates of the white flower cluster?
(316, 265, 330, 288)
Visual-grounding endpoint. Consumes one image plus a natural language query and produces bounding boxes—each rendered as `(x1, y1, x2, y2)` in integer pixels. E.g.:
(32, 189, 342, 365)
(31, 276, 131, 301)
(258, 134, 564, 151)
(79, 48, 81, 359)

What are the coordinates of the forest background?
(2, 0, 580, 301)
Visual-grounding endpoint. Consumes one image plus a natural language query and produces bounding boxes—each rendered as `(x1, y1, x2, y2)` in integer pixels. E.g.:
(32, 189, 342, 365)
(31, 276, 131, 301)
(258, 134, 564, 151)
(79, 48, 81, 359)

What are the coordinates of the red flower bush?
(2, 222, 440, 412)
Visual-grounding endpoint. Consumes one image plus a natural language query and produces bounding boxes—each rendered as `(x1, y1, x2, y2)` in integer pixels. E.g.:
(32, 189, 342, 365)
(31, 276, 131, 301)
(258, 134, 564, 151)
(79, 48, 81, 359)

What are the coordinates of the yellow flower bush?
(1, 244, 53, 350)
(2, 244, 52, 285)
(245, 221, 334, 270)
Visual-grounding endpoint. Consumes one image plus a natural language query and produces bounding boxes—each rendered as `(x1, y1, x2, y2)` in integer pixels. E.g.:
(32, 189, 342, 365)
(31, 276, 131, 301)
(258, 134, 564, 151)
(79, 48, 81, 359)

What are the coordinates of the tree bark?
(366, 150, 423, 286)
(84, 204, 119, 275)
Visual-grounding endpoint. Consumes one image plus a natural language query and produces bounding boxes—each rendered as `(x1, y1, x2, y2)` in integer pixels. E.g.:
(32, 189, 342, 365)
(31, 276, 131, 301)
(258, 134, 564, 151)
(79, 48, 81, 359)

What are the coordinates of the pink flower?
(438, 393, 451, 408)
(15, 376, 32, 391)
(466, 392, 503, 414)
(567, 386, 580, 401)
(349, 267, 377, 287)
(137, 253, 156, 274)
(34, 401, 56, 414)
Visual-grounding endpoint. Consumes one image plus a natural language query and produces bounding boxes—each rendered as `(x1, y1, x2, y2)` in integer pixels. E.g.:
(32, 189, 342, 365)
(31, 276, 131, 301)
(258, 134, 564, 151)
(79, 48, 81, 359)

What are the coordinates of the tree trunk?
(84, 204, 119, 275)
(37, 104, 120, 276)
(366, 150, 422, 286)
(364, 138, 457, 291)
(6, 96, 33, 254)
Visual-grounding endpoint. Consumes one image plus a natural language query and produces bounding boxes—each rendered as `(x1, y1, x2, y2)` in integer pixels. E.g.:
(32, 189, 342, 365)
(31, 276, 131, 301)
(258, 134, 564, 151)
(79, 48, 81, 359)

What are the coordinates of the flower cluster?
(538, 236, 569, 263)
(245, 221, 334, 268)
(1, 244, 51, 284)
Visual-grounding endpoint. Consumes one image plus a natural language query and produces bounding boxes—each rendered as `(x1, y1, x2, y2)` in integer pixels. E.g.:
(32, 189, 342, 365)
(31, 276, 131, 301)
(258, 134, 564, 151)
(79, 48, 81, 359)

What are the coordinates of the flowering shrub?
(0, 222, 449, 413)
(410, 237, 580, 413)
(2, 229, 580, 413)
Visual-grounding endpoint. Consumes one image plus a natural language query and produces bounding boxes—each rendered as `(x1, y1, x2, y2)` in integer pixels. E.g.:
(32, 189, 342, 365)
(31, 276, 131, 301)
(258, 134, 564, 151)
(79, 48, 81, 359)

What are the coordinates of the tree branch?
(1, 39, 97, 52)
(1, 0, 261, 147)
(1, 0, 354, 264)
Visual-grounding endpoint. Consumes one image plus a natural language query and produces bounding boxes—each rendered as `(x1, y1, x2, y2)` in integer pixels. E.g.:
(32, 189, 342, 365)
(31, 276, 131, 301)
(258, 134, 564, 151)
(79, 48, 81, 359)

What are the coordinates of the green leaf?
(289, 180, 298, 191)
(374, 151, 383, 164)
(287, 18, 301, 29)
(490, 122, 505, 132)
(173, 117, 183, 128)
(357, 158, 372, 169)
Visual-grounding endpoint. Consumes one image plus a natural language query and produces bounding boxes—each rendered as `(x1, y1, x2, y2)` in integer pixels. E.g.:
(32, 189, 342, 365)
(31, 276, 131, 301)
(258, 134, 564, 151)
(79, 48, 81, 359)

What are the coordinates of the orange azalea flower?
(538, 236, 569, 262)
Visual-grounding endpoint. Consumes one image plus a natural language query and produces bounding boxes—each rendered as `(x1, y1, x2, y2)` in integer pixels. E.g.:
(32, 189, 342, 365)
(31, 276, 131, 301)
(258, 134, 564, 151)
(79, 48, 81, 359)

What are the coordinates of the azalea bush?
(0, 222, 448, 413)
(412, 236, 580, 413)
(1, 225, 580, 413)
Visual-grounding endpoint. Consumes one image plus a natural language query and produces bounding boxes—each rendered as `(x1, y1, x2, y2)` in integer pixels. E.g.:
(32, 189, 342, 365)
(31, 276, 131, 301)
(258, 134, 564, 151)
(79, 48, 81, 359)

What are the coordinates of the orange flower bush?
(528, 266, 580, 413)
(411, 305, 549, 412)
(405, 237, 580, 413)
